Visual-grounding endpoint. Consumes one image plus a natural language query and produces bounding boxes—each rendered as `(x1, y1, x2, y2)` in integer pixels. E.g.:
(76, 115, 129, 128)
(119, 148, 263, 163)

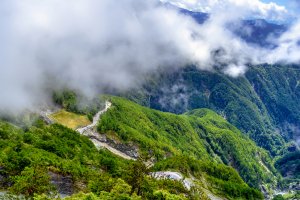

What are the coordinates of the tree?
(272, 195, 284, 200)
(10, 166, 55, 197)
(127, 157, 149, 196)
(99, 179, 141, 200)
(153, 190, 188, 200)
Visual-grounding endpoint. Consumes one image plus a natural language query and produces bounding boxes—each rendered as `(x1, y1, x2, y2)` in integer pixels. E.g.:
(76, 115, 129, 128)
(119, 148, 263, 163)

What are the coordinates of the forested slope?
(124, 65, 300, 157)
(0, 97, 269, 199)
(98, 97, 277, 189)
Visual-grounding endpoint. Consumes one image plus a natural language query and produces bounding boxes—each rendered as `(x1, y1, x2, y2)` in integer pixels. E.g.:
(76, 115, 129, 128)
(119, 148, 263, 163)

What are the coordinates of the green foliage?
(98, 96, 276, 188)
(98, 96, 210, 160)
(98, 179, 141, 200)
(127, 158, 149, 195)
(153, 156, 243, 183)
(0, 95, 282, 199)
(153, 156, 263, 200)
(152, 190, 188, 200)
(186, 109, 277, 187)
(53, 89, 104, 116)
(275, 151, 300, 178)
(53, 90, 78, 112)
(125, 65, 300, 157)
(34, 190, 141, 200)
(246, 65, 300, 129)
(0, 120, 194, 199)
(273, 195, 284, 200)
(10, 166, 54, 197)
(88, 173, 116, 195)
(0, 121, 22, 140)
(0, 121, 132, 197)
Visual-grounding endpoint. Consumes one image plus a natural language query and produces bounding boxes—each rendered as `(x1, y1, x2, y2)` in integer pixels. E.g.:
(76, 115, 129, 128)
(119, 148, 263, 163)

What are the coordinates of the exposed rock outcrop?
(76, 101, 138, 160)
(49, 172, 74, 197)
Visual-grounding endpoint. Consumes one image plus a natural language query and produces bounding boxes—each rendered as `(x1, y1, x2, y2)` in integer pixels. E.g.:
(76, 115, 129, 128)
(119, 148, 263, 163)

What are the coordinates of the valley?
(0, 65, 299, 199)
(0, 0, 300, 199)
(0, 96, 268, 199)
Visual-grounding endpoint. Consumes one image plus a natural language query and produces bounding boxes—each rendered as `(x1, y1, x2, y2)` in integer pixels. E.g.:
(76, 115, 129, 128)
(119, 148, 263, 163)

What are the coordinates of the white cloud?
(1, 0, 234, 112)
(0, 0, 297, 112)
(162, 0, 288, 21)
(223, 64, 247, 78)
(267, 20, 300, 63)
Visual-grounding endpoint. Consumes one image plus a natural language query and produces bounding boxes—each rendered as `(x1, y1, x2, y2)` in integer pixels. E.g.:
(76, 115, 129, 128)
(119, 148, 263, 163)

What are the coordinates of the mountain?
(47, 64, 300, 198)
(98, 96, 276, 188)
(0, 82, 299, 199)
(0, 96, 271, 199)
(275, 151, 300, 181)
(229, 19, 286, 48)
(0, 1, 299, 200)
(122, 64, 300, 194)
(178, 8, 209, 24)
(175, 7, 287, 48)
(124, 65, 300, 155)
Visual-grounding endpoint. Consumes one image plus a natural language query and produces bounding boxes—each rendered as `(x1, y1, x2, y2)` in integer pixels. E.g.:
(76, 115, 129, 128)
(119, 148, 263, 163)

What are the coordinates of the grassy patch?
(50, 110, 91, 129)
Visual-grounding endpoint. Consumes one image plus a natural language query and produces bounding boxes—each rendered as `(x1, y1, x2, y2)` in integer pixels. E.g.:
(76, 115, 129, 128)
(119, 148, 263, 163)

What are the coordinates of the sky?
(0, 0, 300, 112)
(264, 0, 287, 6)
(163, 0, 298, 22)
(264, 0, 300, 16)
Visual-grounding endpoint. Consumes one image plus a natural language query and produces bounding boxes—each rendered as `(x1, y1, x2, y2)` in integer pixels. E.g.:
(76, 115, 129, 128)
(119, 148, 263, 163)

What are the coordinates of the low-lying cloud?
(266, 20, 300, 63)
(0, 0, 299, 112)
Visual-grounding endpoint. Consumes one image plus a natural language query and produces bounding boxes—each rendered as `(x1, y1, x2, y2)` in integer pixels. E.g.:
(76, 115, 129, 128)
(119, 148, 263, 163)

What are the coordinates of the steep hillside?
(0, 121, 195, 199)
(275, 151, 300, 179)
(275, 151, 300, 191)
(246, 65, 300, 146)
(98, 96, 277, 189)
(0, 99, 265, 199)
(124, 65, 300, 157)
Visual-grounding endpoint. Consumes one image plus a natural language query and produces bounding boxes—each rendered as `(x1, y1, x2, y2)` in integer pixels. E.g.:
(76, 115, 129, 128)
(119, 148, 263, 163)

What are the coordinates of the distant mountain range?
(0, 2, 298, 200)
(165, 3, 287, 48)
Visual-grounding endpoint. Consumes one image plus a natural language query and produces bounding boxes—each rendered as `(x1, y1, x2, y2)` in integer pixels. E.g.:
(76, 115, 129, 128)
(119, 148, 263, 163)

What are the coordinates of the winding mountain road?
(46, 101, 222, 198)
(75, 101, 136, 160)
(76, 101, 112, 134)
